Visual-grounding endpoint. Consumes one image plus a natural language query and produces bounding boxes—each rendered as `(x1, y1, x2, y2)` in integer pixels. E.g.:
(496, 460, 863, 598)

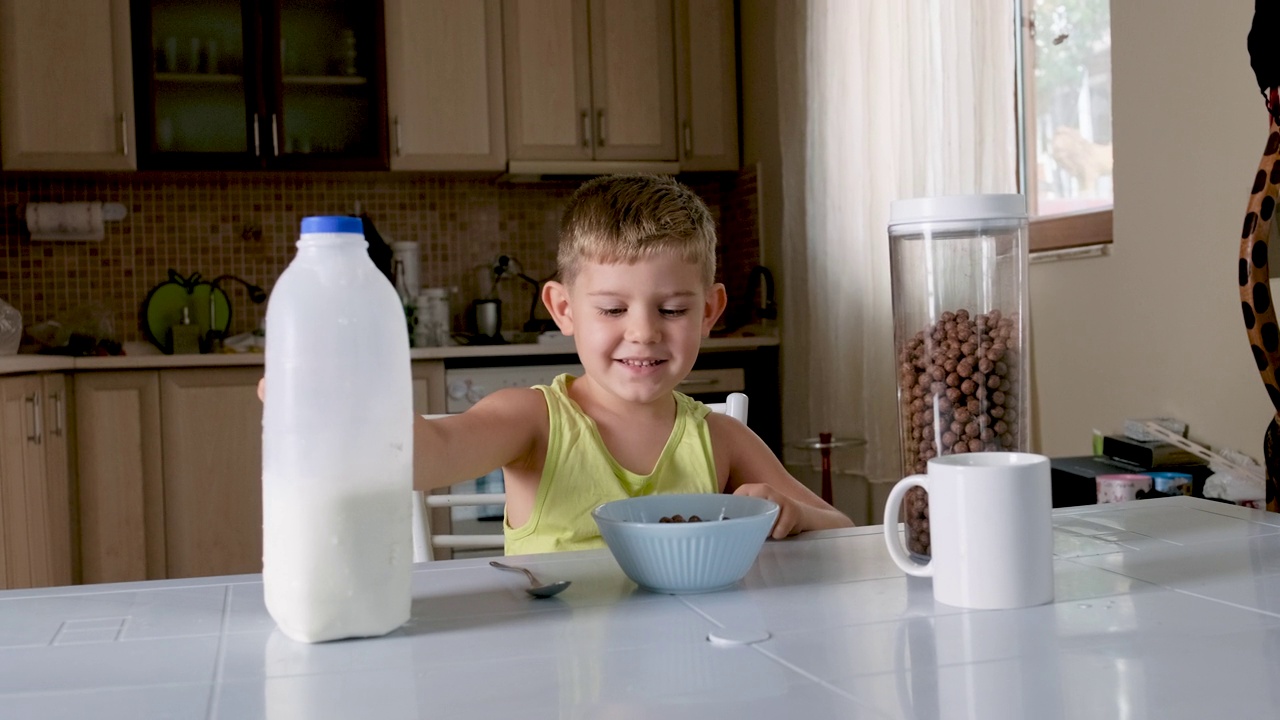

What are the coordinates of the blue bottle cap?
(300, 216, 364, 235)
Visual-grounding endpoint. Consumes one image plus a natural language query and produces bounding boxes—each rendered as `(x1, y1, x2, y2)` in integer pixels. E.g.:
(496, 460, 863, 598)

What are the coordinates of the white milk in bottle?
(262, 215, 413, 643)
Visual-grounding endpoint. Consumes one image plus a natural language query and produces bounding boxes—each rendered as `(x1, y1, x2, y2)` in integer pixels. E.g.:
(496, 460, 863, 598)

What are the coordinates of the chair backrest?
(411, 392, 749, 562)
(704, 391, 749, 424)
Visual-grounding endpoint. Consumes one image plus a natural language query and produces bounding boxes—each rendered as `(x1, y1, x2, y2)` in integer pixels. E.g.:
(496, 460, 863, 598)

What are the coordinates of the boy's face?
(542, 253, 726, 406)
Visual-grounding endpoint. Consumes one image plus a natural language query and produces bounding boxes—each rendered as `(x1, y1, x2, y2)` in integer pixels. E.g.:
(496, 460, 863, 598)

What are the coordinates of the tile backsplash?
(0, 167, 759, 349)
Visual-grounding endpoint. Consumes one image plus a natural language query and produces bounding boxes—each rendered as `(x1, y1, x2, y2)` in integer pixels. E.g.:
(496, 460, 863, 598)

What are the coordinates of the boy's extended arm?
(413, 387, 547, 493)
(712, 415, 855, 539)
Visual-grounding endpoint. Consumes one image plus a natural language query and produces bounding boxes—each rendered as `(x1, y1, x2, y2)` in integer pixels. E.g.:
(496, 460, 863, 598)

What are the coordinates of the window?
(1017, 0, 1114, 252)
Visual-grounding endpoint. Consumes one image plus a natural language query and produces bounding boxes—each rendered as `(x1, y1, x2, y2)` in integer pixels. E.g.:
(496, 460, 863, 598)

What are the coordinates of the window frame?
(1016, 0, 1114, 254)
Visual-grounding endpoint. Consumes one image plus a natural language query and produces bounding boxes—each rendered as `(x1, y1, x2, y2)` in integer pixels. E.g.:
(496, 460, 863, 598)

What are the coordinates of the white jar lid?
(888, 194, 1027, 230)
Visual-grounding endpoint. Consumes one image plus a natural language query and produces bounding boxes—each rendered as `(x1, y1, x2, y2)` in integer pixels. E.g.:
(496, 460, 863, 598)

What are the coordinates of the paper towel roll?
(25, 202, 105, 241)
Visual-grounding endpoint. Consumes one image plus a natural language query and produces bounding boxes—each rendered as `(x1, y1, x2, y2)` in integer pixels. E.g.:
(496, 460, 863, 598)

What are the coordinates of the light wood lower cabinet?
(74, 371, 165, 584)
(159, 368, 264, 579)
(71, 361, 445, 584)
(71, 361, 450, 579)
(0, 373, 74, 589)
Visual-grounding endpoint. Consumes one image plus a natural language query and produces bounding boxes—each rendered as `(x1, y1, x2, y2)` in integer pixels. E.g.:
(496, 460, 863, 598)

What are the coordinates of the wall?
(0, 170, 759, 348)
(741, 0, 1275, 468)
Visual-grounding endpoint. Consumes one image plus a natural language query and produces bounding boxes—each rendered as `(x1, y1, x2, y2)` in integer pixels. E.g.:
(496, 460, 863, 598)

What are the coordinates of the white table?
(2, 496, 1279, 719)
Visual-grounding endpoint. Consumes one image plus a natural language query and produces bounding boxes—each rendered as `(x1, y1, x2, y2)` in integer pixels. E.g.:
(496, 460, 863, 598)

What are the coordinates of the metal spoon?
(490, 561, 571, 598)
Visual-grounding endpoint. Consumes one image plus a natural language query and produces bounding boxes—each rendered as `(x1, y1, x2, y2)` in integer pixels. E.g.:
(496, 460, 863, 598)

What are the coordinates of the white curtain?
(776, 1, 1017, 495)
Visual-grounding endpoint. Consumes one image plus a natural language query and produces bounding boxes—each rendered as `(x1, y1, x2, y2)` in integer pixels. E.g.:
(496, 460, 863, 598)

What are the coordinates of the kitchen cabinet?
(130, 0, 389, 170)
(0, 374, 74, 589)
(75, 368, 260, 582)
(74, 371, 165, 584)
(159, 368, 263, 578)
(0, 0, 136, 170)
(674, 0, 739, 171)
(71, 362, 444, 583)
(413, 360, 446, 415)
(502, 0, 677, 166)
(384, 0, 506, 171)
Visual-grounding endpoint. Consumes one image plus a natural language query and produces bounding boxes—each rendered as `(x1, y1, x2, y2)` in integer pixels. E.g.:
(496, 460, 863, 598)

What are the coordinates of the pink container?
(1096, 474, 1153, 504)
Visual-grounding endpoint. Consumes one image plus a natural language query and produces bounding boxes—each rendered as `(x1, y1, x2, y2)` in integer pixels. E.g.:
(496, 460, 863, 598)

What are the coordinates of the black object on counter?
(468, 298, 504, 344)
(360, 214, 394, 283)
(747, 265, 777, 321)
(1050, 455, 1214, 507)
(1099, 435, 1206, 469)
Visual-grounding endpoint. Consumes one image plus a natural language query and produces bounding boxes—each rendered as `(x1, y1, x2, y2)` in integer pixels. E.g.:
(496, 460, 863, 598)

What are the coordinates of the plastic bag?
(1203, 451, 1266, 507)
(26, 302, 122, 356)
(0, 297, 20, 355)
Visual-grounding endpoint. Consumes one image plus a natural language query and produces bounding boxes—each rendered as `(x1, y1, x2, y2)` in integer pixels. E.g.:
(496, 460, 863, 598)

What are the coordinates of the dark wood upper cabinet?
(131, 0, 389, 171)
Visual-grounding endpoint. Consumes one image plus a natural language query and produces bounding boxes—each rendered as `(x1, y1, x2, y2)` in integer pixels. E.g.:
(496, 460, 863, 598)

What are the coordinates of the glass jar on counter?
(887, 194, 1030, 559)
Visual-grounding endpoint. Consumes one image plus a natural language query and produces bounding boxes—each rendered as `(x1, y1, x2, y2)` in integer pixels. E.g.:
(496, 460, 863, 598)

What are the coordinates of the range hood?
(501, 160, 681, 182)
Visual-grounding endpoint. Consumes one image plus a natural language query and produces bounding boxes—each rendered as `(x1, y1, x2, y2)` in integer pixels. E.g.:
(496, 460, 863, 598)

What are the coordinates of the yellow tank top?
(504, 374, 719, 555)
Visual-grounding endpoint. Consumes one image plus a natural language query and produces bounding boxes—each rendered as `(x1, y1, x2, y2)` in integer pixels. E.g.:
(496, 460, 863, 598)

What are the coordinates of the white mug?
(883, 452, 1054, 610)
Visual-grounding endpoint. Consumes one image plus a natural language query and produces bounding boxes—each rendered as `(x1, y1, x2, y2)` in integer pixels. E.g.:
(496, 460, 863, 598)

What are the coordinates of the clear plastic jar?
(887, 195, 1030, 559)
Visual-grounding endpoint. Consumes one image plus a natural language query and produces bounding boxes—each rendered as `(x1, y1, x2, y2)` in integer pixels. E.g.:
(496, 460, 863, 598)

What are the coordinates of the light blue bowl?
(592, 494, 779, 594)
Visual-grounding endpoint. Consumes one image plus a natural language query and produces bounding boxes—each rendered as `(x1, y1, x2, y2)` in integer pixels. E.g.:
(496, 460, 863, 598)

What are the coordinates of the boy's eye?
(660, 307, 688, 317)
(597, 307, 625, 317)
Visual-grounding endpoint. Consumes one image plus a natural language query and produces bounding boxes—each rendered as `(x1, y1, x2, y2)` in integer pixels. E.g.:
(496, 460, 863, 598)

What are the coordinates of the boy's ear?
(542, 280, 575, 335)
(702, 283, 728, 336)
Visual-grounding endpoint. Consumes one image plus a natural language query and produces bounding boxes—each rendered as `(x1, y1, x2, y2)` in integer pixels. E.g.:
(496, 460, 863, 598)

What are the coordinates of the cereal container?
(887, 195, 1030, 559)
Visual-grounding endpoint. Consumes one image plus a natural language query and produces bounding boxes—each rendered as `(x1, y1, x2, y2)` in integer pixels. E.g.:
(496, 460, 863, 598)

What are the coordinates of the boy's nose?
(624, 312, 661, 343)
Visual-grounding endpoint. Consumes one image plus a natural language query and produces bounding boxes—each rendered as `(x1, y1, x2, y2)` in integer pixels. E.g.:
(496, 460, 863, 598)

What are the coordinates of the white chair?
(411, 392, 749, 562)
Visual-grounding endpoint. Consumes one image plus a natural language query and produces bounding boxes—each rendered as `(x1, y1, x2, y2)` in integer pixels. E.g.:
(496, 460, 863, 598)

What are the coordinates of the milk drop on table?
(262, 215, 413, 643)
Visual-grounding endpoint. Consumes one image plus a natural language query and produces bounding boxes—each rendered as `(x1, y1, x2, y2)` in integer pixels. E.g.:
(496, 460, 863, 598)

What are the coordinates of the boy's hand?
(257, 377, 265, 402)
(732, 483, 805, 539)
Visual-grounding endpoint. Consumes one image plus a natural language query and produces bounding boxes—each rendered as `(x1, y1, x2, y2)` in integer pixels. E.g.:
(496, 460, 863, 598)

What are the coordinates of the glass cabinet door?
(136, 0, 254, 167)
(269, 0, 387, 168)
(133, 0, 387, 170)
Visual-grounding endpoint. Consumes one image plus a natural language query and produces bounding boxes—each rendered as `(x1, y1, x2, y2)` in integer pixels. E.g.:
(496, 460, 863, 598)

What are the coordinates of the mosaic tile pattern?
(0, 168, 759, 349)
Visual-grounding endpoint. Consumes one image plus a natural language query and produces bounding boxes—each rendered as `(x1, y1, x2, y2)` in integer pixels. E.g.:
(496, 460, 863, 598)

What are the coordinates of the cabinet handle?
(394, 116, 402, 156)
(682, 120, 692, 157)
(678, 377, 721, 389)
(119, 113, 129, 156)
(25, 394, 42, 445)
(271, 114, 279, 156)
(596, 109, 606, 146)
(252, 114, 261, 157)
(580, 110, 591, 147)
(50, 390, 64, 438)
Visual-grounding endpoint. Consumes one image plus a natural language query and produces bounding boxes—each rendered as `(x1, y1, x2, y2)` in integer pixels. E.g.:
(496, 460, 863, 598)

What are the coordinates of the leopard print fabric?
(1244, 4, 1280, 513)
(1240, 110, 1280, 513)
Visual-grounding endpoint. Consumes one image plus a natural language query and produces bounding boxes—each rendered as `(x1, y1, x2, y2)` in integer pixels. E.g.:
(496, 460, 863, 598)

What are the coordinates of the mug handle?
(883, 474, 932, 578)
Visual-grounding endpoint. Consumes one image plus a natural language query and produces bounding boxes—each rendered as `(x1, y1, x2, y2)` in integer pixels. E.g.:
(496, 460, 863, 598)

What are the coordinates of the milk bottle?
(262, 215, 413, 643)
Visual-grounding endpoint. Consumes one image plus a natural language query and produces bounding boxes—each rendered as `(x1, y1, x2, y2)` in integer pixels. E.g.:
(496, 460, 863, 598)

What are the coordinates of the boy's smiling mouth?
(616, 358, 666, 368)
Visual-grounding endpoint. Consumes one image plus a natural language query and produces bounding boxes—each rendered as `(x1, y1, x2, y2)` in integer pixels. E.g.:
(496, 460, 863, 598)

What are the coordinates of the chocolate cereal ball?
(896, 308, 1021, 556)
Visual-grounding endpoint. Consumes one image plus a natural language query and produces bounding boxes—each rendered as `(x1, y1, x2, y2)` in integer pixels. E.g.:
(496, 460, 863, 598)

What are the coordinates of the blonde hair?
(557, 175, 717, 287)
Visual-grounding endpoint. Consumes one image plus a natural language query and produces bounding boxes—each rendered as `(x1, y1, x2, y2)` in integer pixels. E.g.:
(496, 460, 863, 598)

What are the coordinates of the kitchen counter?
(1, 497, 1278, 718)
(0, 334, 778, 375)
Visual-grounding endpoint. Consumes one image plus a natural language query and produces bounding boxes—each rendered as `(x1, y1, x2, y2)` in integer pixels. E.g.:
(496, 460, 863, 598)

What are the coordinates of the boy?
(417, 174, 853, 554)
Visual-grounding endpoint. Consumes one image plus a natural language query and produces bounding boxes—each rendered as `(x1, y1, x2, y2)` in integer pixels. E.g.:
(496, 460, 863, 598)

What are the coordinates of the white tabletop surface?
(2, 496, 1279, 719)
